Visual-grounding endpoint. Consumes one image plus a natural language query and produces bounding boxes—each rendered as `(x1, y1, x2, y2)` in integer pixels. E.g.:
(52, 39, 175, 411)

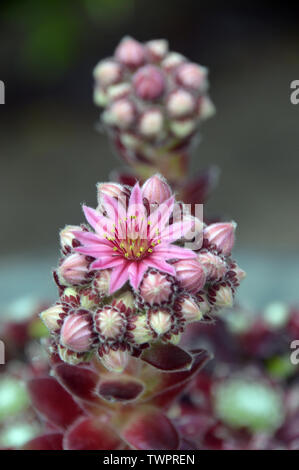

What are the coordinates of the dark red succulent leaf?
(64, 416, 123, 450)
(141, 342, 193, 372)
(275, 411, 299, 447)
(144, 349, 211, 408)
(23, 433, 63, 450)
(54, 363, 99, 403)
(121, 407, 180, 450)
(28, 376, 83, 429)
(98, 376, 145, 403)
(174, 403, 214, 441)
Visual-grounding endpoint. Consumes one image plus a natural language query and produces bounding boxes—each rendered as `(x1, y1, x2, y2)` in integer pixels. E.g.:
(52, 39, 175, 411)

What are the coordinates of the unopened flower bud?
(94, 306, 126, 341)
(59, 225, 83, 252)
(197, 252, 227, 281)
(232, 264, 246, 283)
(60, 312, 94, 352)
(103, 99, 135, 129)
(106, 82, 131, 102)
(168, 332, 181, 345)
(130, 315, 153, 345)
(115, 291, 135, 309)
(139, 109, 164, 138)
(139, 269, 173, 305)
(161, 52, 185, 71)
(167, 89, 196, 118)
(115, 37, 145, 68)
(148, 308, 173, 336)
(57, 345, 86, 365)
(198, 96, 216, 120)
(174, 259, 206, 294)
(100, 348, 129, 373)
(196, 292, 211, 315)
(92, 270, 111, 296)
(97, 182, 125, 207)
(40, 304, 66, 332)
(209, 284, 234, 308)
(204, 222, 237, 256)
(174, 293, 203, 323)
(58, 253, 90, 286)
(170, 119, 196, 138)
(80, 288, 100, 310)
(146, 39, 168, 62)
(93, 87, 108, 107)
(142, 174, 172, 204)
(61, 287, 80, 305)
(176, 63, 207, 91)
(93, 60, 122, 87)
(133, 65, 165, 101)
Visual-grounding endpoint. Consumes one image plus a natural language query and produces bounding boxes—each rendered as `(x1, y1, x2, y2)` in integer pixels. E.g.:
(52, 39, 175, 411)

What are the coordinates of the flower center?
(105, 218, 161, 261)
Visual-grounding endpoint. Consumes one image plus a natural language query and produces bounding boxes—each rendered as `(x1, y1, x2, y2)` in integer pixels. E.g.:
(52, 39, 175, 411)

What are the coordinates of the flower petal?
(154, 244, 196, 260)
(82, 205, 102, 231)
(75, 244, 114, 257)
(102, 193, 126, 222)
(148, 196, 175, 237)
(160, 218, 195, 243)
(143, 256, 176, 277)
(128, 261, 149, 290)
(109, 262, 130, 293)
(90, 257, 124, 270)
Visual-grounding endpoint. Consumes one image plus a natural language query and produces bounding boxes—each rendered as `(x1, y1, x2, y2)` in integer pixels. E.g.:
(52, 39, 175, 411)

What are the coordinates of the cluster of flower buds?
(41, 174, 244, 373)
(93, 37, 215, 180)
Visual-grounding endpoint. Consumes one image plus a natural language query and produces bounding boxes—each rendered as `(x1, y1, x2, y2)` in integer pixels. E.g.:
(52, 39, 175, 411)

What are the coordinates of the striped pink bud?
(60, 312, 94, 353)
(94, 306, 126, 341)
(167, 89, 196, 118)
(146, 39, 168, 62)
(204, 222, 237, 255)
(93, 60, 122, 87)
(141, 174, 172, 204)
(174, 259, 206, 294)
(197, 252, 228, 281)
(139, 270, 173, 306)
(176, 62, 207, 91)
(104, 99, 135, 129)
(58, 253, 89, 286)
(133, 65, 165, 101)
(115, 37, 145, 68)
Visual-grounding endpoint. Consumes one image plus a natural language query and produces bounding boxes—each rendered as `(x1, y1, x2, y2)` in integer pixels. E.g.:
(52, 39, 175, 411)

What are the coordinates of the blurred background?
(0, 0, 299, 309)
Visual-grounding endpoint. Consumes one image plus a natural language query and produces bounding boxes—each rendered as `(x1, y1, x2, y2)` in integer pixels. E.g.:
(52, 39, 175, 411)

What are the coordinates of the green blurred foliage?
(1, 0, 134, 81)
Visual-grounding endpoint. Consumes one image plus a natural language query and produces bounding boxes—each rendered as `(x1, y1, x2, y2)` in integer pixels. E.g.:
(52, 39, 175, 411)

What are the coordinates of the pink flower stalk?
(73, 181, 196, 294)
